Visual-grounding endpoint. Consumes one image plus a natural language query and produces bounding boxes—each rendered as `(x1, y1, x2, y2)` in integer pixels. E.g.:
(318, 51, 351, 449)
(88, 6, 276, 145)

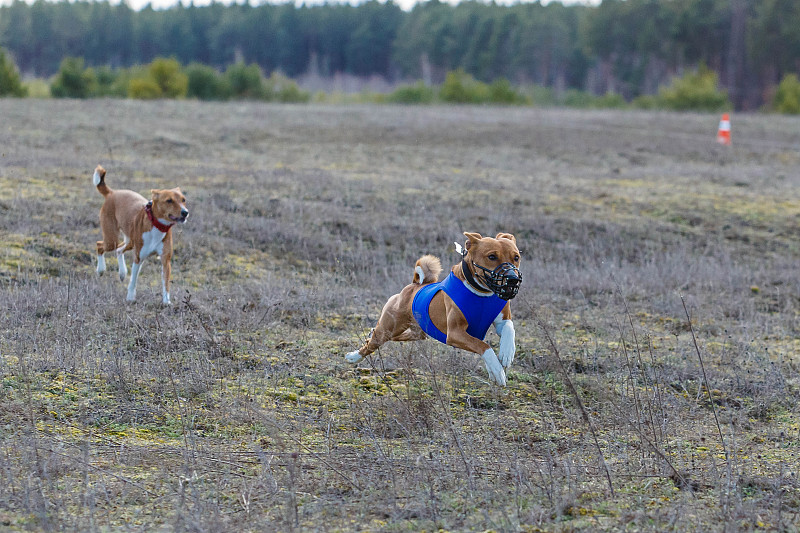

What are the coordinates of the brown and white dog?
(345, 232, 522, 386)
(93, 165, 188, 304)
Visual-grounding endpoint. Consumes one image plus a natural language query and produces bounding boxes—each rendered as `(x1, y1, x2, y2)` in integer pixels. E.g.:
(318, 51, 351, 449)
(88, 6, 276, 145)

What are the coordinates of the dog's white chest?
(140, 227, 166, 259)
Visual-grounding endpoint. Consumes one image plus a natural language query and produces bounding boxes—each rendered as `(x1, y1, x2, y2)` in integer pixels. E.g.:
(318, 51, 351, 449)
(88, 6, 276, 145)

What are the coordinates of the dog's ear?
(463, 232, 483, 251)
(150, 189, 161, 202)
(496, 232, 516, 244)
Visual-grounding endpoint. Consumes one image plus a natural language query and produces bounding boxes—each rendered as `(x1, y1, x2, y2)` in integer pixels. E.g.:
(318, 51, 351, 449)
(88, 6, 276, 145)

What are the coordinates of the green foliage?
(657, 66, 730, 112)
(264, 72, 310, 103)
(23, 78, 49, 98)
(631, 94, 658, 110)
(186, 63, 231, 101)
(128, 77, 162, 99)
(488, 78, 529, 105)
(225, 62, 265, 100)
(560, 89, 626, 109)
(88, 66, 127, 97)
(772, 74, 800, 114)
(593, 92, 626, 109)
(440, 70, 487, 104)
(525, 85, 556, 107)
(3, 0, 800, 109)
(0, 48, 26, 97)
(439, 70, 526, 105)
(388, 81, 435, 104)
(148, 58, 188, 98)
(50, 57, 95, 99)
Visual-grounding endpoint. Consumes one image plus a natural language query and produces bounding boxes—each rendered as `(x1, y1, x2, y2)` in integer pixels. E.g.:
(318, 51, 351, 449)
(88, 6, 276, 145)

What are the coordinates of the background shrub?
(657, 65, 730, 111)
(439, 69, 489, 103)
(0, 48, 27, 97)
(186, 63, 231, 101)
(488, 78, 528, 105)
(265, 72, 310, 103)
(128, 77, 162, 99)
(148, 58, 188, 98)
(631, 94, 658, 109)
(225, 62, 265, 99)
(22, 78, 49, 98)
(388, 81, 435, 104)
(89, 66, 126, 97)
(50, 57, 95, 98)
(771, 73, 800, 114)
(526, 85, 556, 106)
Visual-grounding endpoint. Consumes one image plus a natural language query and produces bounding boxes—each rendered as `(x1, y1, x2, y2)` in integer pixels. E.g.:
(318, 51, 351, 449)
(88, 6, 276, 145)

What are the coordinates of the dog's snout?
(180, 209, 189, 217)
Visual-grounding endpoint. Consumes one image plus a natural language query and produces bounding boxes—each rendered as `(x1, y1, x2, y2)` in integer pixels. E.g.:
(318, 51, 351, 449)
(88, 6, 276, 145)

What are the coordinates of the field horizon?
(1, 100, 799, 531)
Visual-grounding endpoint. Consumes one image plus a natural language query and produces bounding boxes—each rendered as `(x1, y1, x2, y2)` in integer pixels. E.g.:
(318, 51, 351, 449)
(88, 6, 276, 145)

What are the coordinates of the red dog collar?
(145, 203, 174, 233)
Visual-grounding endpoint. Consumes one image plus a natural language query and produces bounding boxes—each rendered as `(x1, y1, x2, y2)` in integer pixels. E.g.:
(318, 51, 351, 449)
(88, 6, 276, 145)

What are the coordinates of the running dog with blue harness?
(345, 232, 522, 386)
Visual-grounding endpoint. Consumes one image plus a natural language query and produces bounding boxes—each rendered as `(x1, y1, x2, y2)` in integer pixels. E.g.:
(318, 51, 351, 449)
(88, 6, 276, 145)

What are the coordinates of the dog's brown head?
(463, 232, 522, 300)
(150, 188, 188, 224)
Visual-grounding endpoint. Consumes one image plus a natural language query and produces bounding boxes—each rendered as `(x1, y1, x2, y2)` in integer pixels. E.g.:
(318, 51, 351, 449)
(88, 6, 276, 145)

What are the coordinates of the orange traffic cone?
(716, 113, 731, 145)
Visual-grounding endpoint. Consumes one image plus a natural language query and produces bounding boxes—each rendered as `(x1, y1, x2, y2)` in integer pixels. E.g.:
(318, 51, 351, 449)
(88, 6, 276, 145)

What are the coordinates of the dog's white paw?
(162, 294, 171, 305)
(118, 257, 127, 281)
(482, 348, 507, 386)
(497, 320, 516, 368)
(345, 350, 364, 363)
(96, 255, 106, 274)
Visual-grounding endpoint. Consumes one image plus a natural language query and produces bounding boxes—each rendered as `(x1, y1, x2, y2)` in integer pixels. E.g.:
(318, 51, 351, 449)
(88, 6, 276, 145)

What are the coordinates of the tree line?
(1, 0, 800, 110)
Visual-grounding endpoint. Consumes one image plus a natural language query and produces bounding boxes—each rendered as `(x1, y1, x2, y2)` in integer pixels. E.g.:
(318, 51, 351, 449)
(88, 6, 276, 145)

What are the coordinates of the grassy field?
(1, 100, 799, 532)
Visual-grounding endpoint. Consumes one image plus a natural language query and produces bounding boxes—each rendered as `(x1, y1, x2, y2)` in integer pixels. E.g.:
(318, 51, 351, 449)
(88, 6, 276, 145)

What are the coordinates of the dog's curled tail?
(93, 165, 111, 197)
(413, 255, 442, 284)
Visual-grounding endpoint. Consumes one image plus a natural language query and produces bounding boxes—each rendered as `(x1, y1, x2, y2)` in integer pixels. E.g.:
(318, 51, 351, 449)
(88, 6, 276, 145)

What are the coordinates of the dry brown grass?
(1, 100, 799, 531)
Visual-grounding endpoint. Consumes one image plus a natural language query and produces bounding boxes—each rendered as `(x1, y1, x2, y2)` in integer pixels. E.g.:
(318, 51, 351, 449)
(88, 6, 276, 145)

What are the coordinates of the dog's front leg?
(445, 328, 506, 386)
(444, 301, 506, 386)
(161, 254, 171, 305)
(126, 260, 142, 302)
(493, 314, 516, 368)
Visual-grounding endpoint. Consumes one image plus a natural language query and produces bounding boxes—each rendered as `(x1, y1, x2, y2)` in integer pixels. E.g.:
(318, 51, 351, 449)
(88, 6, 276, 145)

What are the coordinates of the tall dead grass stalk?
(531, 306, 615, 497)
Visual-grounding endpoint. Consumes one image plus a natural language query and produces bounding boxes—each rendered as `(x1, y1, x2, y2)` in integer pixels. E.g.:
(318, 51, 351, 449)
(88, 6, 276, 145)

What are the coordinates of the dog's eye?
(488, 254, 497, 261)
(514, 255, 520, 262)
(166, 199, 174, 203)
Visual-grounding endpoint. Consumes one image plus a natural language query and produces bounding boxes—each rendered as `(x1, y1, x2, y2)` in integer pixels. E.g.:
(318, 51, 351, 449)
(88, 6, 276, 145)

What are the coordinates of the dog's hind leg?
(346, 294, 408, 363)
(392, 327, 426, 342)
(115, 237, 132, 281)
(345, 325, 392, 363)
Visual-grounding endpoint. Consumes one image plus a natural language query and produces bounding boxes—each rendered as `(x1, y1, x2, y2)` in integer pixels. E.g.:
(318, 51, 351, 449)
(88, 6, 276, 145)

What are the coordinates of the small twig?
(680, 295, 733, 505)
(680, 296, 728, 460)
(606, 395, 693, 492)
(426, 353, 476, 494)
(182, 293, 219, 350)
(44, 445, 158, 498)
(532, 307, 615, 496)
(254, 411, 363, 491)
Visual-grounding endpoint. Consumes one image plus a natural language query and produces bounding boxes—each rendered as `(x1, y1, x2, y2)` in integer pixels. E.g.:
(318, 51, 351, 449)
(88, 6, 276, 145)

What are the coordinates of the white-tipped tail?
(413, 255, 442, 284)
(414, 265, 425, 284)
(93, 165, 111, 197)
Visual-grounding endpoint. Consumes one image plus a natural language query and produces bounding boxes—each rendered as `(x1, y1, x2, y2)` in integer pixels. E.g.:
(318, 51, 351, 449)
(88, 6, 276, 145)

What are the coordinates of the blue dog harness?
(412, 272, 507, 344)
